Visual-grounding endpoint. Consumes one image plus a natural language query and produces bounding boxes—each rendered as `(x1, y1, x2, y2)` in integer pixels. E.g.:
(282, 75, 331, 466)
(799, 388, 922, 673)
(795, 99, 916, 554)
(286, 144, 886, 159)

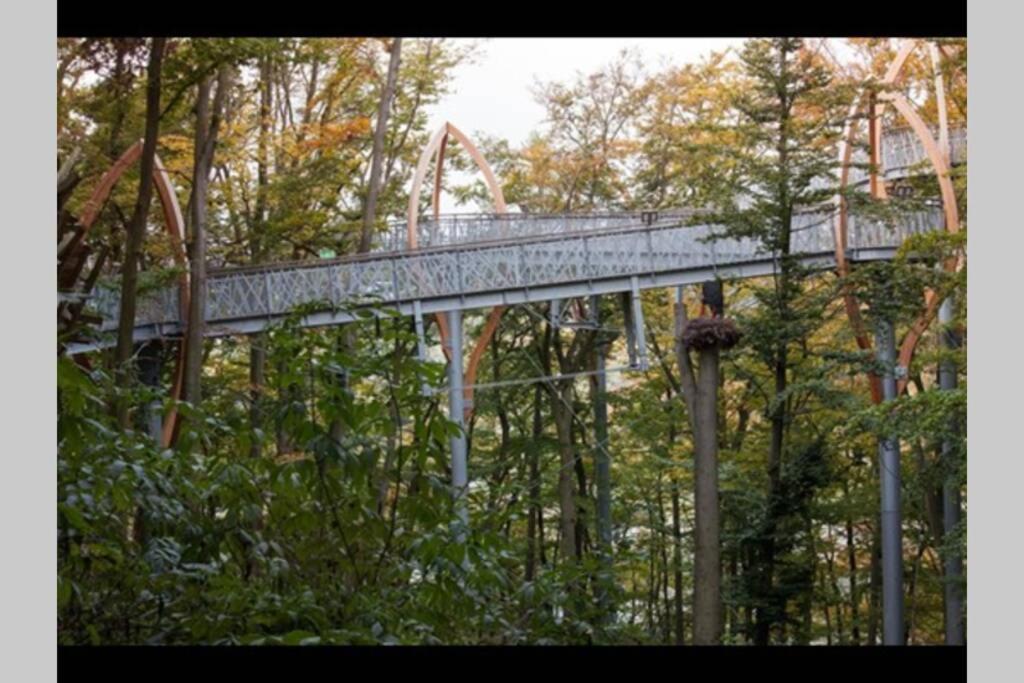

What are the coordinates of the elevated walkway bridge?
(65, 125, 964, 355)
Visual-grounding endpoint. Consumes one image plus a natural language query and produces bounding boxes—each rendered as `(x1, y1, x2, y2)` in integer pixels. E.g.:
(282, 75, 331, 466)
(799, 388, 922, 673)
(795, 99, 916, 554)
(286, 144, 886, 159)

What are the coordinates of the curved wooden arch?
(74, 140, 190, 447)
(407, 122, 508, 419)
(407, 122, 508, 244)
(832, 39, 962, 402)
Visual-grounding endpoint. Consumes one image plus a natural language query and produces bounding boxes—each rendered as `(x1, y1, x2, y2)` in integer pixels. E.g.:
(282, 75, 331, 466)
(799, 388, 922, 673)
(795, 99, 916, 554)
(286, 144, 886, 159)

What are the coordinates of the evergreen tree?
(703, 38, 850, 644)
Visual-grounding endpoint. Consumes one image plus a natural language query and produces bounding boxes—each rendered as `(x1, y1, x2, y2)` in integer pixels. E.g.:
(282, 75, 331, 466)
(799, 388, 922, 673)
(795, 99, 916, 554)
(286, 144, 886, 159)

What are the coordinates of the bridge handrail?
(378, 125, 963, 253)
(86, 206, 943, 333)
(76, 123, 962, 337)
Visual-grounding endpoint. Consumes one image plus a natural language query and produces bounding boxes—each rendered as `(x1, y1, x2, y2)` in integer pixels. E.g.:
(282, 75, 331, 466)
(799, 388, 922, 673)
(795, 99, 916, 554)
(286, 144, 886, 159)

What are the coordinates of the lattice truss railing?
(377, 209, 702, 252)
(91, 206, 943, 332)
(877, 125, 966, 173)
(379, 125, 964, 251)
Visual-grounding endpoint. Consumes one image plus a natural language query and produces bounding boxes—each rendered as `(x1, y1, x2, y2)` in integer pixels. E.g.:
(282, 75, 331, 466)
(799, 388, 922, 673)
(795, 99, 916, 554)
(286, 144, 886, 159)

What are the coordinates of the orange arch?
(70, 139, 190, 446)
(832, 40, 962, 402)
(407, 122, 507, 419)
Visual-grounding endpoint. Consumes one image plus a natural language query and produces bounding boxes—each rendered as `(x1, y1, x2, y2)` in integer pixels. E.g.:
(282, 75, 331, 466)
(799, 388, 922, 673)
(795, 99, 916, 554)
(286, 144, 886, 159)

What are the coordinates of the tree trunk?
(658, 480, 672, 643)
(646, 499, 657, 635)
(844, 478, 861, 645)
(867, 514, 883, 645)
(671, 478, 685, 645)
(728, 548, 741, 643)
(326, 43, 403, 445)
(821, 564, 833, 645)
(183, 64, 231, 406)
(376, 327, 407, 515)
(572, 419, 590, 560)
(938, 298, 965, 645)
(113, 37, 165, 429)
(525, 385, 543, 582)
(358, 38, 402, 253)
(798, 514, 814, 645)
(57, 146, 83, 216)
(754, 44, 796, 643)
(106, 46, 130, 161)
(743, 545, 754, 643)
(552, 379, 578, 564)
(591, 324, 613, 614)
(248, 53, 273, 458)
(693, 345, 722, 645)
(905, 529, 927, 644)
(755, 348, 787, 646)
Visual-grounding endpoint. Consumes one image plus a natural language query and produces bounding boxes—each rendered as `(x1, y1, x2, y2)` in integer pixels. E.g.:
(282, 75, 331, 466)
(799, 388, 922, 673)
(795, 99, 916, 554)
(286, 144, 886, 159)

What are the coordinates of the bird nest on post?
(682, 317, 742, 352)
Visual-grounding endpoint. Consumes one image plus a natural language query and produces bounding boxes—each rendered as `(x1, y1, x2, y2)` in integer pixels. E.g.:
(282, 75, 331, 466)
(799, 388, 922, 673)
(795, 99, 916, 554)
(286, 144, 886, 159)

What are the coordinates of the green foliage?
(58, 37, 967, 646)
(58, 307, 603, 645)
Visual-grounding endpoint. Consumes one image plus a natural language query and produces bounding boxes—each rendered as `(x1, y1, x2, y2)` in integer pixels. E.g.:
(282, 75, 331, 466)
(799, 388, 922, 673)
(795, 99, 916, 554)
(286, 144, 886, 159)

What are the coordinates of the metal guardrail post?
(630, 275, 649, 371)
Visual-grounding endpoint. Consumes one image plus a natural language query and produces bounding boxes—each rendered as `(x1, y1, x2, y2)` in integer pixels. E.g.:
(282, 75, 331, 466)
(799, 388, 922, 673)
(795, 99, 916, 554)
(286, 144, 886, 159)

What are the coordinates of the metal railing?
(81, 124, 962, 338)
(89, 206, 942, 333)
(378, 125, 963, 253)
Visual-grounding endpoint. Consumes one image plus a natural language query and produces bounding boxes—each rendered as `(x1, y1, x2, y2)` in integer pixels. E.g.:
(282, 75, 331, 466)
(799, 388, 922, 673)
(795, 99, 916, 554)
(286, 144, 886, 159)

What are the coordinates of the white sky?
(426, 38, 743, 147)
(424, 38, 744, 210)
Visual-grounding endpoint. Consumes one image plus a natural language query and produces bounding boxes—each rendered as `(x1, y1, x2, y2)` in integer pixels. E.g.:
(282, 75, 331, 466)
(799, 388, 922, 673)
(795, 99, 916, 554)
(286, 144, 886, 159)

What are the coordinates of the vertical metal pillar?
(446, 308, 469, 533)
(412, 300, 431, 397)
(939, 297, 965, 645)
(621, 291, 638, 368)
(137, 341, 163, 444)
(630, 276, 649, 371)
(875, 316, 905, 645)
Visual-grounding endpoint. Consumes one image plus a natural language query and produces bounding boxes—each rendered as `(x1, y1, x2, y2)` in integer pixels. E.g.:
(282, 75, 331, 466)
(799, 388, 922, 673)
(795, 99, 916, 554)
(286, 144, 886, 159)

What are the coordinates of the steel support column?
(446, 308, 469, 533)
(413, 300, 431, 397)
(938, 297, 965, 645)
(875, 316, 905, 645)
(621, 291, 637, 368)
(630, 276, 649, 371)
